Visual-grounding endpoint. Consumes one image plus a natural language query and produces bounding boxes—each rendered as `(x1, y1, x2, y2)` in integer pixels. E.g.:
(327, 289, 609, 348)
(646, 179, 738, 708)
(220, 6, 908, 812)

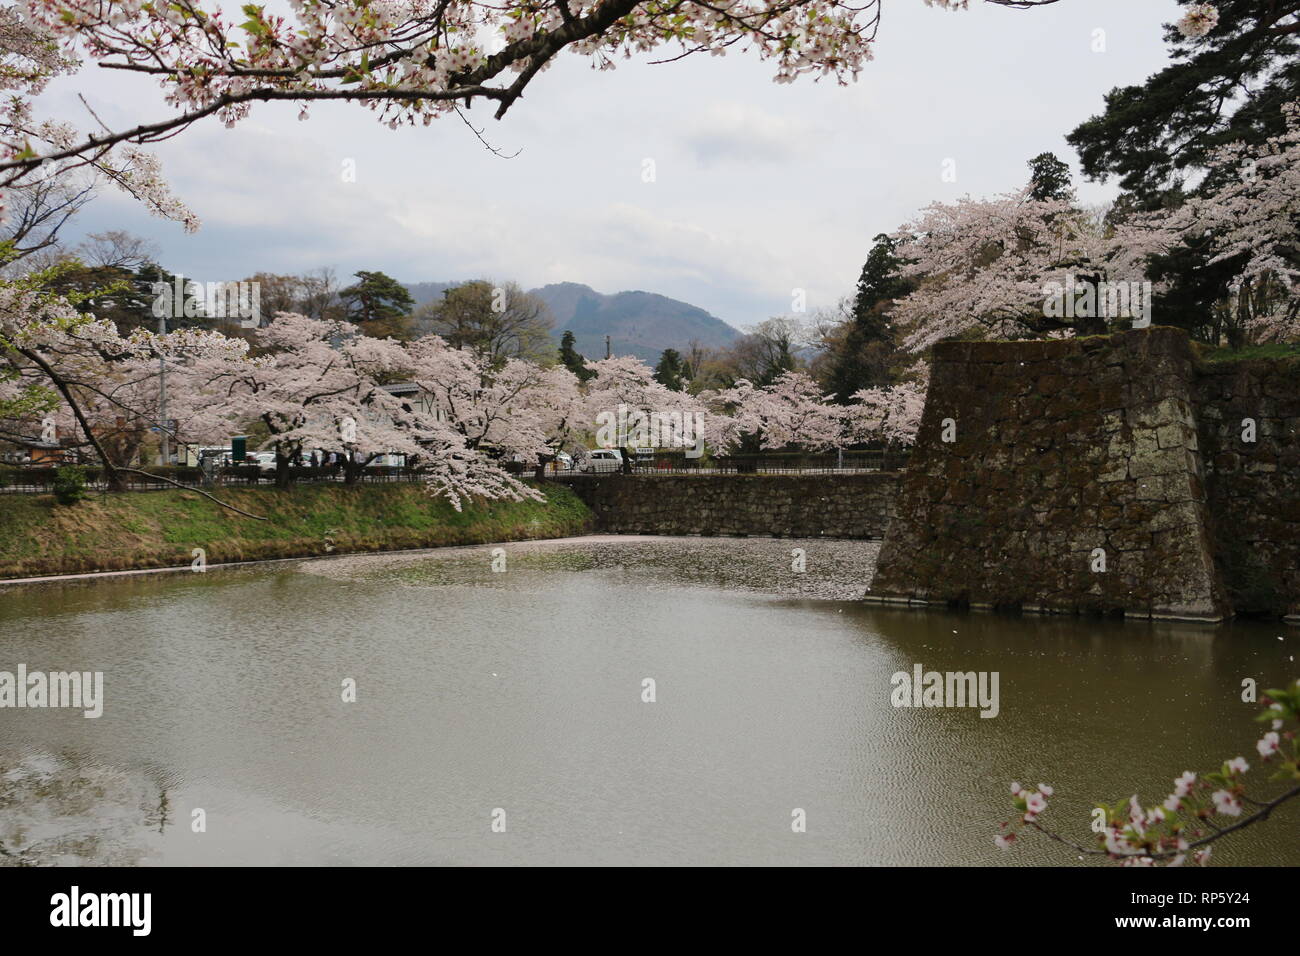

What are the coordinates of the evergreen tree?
(1026, 151, 1074, 201)
(339, 270, 415, 339)
(1067, 2, 1300, 205)
(48, 261, 212, 335)
(826, 234, 912, 400)
(558, 330, 594, 382)
(653, 348, 687, 391)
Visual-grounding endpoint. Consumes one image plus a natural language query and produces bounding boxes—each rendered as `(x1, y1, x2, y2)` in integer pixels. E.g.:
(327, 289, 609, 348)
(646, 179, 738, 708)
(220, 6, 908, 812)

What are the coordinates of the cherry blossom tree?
(844, 361, 927, 448)
(407, 333, 583, 477)
(889, 189, 1160, 353)
(190, 313, 420, 481)
(713, 369, 845, 452)
(1136, 99, 1300, 344)
(0, 270, 248, 490)
(182, 315, 566, 506)
(582, 354, 707, 468)
(889, 96, 1300, 352)
(996, 679, 1300, 866)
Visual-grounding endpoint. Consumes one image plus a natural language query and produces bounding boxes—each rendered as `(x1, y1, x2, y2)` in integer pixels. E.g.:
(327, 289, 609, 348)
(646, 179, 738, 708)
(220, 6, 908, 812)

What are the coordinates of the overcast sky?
(50, 0, 1181, 330)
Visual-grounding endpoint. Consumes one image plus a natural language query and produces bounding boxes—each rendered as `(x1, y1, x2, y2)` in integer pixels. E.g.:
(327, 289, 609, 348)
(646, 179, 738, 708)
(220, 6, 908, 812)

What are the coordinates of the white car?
(577, 448, 624, 473)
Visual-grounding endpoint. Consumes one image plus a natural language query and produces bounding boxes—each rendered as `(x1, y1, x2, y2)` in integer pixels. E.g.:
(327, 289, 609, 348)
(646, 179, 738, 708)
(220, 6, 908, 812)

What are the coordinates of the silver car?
(577, 449, 624, 473)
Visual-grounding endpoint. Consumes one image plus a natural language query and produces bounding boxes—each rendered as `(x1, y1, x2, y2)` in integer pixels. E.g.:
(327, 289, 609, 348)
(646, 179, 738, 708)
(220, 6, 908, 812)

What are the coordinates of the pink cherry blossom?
(1210, 790, 1242, 817)
(1176, 4, 1219, 39)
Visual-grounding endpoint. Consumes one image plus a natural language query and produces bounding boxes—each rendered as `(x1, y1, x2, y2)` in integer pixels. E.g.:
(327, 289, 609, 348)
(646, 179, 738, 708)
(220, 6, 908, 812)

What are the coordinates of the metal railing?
(0, 464, 423, 494)
(544, 449, 910, 478)
(0, 449, 909, 494)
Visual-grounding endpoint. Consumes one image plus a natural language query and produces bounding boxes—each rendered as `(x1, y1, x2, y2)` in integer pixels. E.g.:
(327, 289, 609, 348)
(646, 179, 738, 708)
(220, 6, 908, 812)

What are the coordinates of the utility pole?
(158, 311, 169, 466)
(605, 334, 611, 359)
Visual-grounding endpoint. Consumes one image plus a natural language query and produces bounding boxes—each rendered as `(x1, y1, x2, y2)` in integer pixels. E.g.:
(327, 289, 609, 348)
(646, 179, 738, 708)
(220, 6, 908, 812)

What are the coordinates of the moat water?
(1, 535, 1296, 866)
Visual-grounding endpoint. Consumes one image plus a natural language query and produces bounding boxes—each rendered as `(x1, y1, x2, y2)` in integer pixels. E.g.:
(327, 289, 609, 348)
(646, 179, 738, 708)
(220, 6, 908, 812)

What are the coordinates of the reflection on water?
(1, 534, 1297, 866)
(0, 753, 167, 866)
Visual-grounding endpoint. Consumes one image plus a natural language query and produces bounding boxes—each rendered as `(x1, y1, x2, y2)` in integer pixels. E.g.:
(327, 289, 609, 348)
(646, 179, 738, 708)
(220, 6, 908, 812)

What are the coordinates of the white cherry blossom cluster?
(12, 0, 885, 133)
(845, 362, 927, 448)
(703, 366, 925, 453)
(5, 295, 931, 509)
(710, 371, 844, 451)
(409, 333, 584, 466)
(1175, 4, 1219, 39)
(889, 187, 1175, 353)
(0, 286, 252, 460)
(581, 353, 712, 449)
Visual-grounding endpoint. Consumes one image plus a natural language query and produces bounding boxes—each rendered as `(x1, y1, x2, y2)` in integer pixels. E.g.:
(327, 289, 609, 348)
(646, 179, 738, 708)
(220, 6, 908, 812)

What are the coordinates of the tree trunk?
(343, 453, 369, 485)
(275, 450, 293, 488)
(1228, 280, 1251, 351)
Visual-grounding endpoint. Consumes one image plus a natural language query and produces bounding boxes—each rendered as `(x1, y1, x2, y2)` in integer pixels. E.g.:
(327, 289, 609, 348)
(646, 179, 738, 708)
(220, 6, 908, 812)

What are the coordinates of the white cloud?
(45, 0, 1182, 328)
(683, 101, 820, 166)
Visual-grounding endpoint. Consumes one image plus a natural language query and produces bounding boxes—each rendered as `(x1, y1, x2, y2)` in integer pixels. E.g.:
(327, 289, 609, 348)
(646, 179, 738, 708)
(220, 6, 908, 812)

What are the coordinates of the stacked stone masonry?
(564, 328, 1298, 623)
(1198, 359, 1300, 620)
(871, 327, 1299, 622)
(567, 473, 899, 540)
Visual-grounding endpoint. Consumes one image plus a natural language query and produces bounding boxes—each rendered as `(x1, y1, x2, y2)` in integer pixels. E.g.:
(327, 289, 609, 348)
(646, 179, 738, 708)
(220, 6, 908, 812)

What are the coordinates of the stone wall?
(1197, 358, 1300, 619)
(561, 331, 1299, 622)
(566, 473, 899, 539)
(869, 328, 1231, 622)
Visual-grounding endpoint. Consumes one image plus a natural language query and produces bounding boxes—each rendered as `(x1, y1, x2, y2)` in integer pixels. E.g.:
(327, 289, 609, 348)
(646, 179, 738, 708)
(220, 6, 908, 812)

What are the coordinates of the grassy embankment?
(0, 481, 593, 579)
(1199, 342, 1300, 363)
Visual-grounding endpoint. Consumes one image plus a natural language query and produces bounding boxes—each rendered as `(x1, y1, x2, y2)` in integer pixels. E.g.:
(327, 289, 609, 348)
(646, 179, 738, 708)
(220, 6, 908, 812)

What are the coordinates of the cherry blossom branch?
(13, 346, 266, 520)
(111, 467, 267, 521)
(997, 681, 1300, 866)
(1022, 785, 1300, 862)
(1, 0, 1069, 188)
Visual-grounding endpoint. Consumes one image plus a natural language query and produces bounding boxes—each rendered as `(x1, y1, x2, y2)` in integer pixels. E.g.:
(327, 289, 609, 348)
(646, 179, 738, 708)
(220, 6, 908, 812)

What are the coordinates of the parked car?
(251, 452, 278, 473)
(577, 448, 624, 473)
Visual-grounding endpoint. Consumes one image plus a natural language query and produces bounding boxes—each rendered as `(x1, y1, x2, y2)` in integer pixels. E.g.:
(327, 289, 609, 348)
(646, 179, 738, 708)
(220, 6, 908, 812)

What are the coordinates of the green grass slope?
(0, 481, 593, 579)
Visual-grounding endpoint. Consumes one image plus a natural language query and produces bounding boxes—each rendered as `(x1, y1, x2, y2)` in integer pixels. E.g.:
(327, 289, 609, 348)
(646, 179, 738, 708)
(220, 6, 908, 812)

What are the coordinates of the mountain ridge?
(403, 279, 740, 363)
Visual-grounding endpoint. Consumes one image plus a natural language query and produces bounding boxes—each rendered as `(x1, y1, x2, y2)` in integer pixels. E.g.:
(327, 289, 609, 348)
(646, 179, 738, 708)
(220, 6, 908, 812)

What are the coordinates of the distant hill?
(404, 281, 457, 308)
(532, 282, 740, 364)
(401, 279, 740, 363)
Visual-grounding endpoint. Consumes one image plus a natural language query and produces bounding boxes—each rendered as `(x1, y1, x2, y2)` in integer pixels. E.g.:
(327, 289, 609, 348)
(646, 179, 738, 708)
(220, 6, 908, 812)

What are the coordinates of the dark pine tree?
(1026, 151, 1074, 201)
(339, 270, 415, 338)
(558, 330, 594, 382)
(653, 348, 687, 391)
(826, 233, 913, 401)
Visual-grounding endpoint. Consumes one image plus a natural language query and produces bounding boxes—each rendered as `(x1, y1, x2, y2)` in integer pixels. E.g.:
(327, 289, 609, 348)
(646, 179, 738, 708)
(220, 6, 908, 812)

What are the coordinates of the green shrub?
(52, 465, 89, 505)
